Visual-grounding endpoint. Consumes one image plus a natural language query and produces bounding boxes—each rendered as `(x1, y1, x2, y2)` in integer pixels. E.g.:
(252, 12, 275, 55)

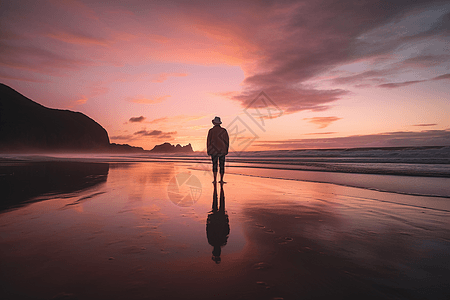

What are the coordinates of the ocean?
(2, 146, 450, 201)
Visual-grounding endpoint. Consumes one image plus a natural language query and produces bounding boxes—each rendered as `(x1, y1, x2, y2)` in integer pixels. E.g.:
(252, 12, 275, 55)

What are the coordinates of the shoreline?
(2, 154, 449, 199)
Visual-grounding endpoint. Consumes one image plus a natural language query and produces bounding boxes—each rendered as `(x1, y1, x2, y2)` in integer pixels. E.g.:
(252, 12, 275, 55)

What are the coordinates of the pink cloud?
(67, 95, 88, 108)
(303, 117, 342, 129)
(147, 117, 169, 124)
(151, 72, 188, 83)
(47, 31, 109, 46)
(127, 95, 171, 104)
(1, 0, 448, 121)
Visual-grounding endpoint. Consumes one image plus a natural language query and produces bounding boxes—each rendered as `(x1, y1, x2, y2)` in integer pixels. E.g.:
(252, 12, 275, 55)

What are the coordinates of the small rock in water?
(108, 257, 115, 260)
(255, 223, 265, 228)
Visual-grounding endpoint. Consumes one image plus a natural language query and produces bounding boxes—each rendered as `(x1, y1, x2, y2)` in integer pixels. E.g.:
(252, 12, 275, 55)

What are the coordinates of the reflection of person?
(207, 116, 229, 183)
(206, 182, 229, 263)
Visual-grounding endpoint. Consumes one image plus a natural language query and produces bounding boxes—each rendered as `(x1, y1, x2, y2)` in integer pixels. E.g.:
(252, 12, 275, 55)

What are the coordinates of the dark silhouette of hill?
(0, 83, 110, 152)
(150, 142, 193, 153)
(0, 83, 194, 153)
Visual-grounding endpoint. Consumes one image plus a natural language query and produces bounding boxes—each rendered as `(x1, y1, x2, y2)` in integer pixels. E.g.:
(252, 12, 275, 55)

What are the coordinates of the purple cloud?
(432, 74, 450, 80)
(255, 129, 450, 149)
(412, 123, 437, 127)
(129, 116, 146, 123)
(134, 129, 177, 138)
(378, 80, 426, 88)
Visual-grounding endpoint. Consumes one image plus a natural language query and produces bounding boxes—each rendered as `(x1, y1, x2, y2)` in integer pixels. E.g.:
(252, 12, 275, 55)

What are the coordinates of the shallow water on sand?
(0, 160, 449, 300)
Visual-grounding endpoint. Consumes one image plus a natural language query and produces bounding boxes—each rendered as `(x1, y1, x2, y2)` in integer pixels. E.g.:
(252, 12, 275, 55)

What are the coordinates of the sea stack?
(150, 142, 194, 153)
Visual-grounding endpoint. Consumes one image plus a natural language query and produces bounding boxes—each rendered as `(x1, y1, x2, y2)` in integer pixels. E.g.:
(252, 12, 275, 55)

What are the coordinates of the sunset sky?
(1, 0, 449, 151)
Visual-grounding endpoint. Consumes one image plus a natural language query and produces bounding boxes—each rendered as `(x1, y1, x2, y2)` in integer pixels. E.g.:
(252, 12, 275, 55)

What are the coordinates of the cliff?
(0, 83, 110, 152)
(150, 142, 194, 153)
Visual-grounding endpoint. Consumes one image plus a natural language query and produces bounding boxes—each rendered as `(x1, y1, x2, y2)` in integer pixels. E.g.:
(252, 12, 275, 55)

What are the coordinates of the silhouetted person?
(207, 116, 229, 183)
(206, 182, 229, 263)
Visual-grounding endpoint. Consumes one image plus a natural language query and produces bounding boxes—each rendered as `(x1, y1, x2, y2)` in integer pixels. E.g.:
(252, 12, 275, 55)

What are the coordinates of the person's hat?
(212, 116, 222, 125)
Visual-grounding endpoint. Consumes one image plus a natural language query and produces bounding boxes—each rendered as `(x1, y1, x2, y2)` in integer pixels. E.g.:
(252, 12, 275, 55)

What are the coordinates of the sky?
(1, 0, 449, 151)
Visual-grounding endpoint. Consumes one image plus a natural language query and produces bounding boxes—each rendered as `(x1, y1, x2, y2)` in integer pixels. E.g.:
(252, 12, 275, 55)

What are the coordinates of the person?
(207, 116, 229, 183)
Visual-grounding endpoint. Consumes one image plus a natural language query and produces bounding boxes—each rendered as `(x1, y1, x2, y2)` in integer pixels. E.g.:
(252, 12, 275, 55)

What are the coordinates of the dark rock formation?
(109, 143, 144, 152)
(0, 83, 110, 152)
(150, 142, 194, 153)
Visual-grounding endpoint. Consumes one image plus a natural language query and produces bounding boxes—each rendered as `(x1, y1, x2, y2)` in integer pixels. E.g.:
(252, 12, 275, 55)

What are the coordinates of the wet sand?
(0, 160, 449, 300)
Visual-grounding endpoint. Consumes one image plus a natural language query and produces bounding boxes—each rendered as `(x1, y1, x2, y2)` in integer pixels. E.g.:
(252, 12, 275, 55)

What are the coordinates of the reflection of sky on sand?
(238, 177, 449, 298)
(1, 161, 449, 299)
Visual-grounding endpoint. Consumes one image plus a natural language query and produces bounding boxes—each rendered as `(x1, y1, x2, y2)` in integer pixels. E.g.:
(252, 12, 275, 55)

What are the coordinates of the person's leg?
(219, 155, 225, 183)
(211, 155, 218, 183)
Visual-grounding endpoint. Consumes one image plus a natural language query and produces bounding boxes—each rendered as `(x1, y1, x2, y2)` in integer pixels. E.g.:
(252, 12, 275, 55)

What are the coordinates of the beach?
(1, 156, 449, 300)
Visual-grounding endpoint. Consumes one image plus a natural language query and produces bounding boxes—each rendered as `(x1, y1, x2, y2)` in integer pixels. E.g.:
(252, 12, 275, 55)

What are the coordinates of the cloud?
(151, 72, 188, 83)
(0, 41, 96, 74)
(147, 114, 208, 124)
(330, 55, 450, 87)
(129, 116, 146, 123)
(254, 129, 450, 149)
(147, 117, 169, 124)
(432, 74, 450, 80)
(110, 135, 133, 140)
(1, 0, 448, 117)
(0, 72, 48, 83)
(412, 123, 437, 127)
(304, 132, 337, 135)
(233, 86, 348, 114)
(46, 30, 109, 46)
(134, 129, 177, 139)
(400, 55, 450, 68)
(127, 95, 171, 104)
(67, 95, 88, 108)
(200, 0, 449, 111)
(75, 96, 87, 105)
(303, 117, 342, 129)
(378, 80, 426, 88)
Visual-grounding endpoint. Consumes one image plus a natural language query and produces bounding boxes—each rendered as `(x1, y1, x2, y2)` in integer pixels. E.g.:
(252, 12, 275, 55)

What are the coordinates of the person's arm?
(223, 129, 229, 154)
(207, 129, 212, 155)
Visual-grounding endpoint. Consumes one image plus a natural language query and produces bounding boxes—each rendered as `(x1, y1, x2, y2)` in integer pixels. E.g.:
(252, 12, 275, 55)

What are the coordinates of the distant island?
(150, 142, 193, 153)
(0, 83, 192, 153)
